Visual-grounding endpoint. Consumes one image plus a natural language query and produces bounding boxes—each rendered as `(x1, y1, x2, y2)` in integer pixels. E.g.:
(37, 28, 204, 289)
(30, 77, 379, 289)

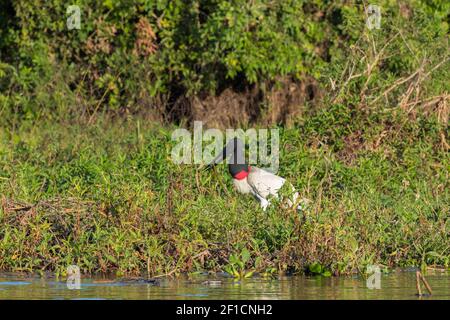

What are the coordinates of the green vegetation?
(0, 106, 448, 276)
(0, 0, 449, 276)
(1, 0, 448, 123)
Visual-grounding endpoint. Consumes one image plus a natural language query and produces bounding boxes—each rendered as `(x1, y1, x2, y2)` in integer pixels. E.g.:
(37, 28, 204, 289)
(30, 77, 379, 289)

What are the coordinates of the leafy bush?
(0, 0, 448, 122)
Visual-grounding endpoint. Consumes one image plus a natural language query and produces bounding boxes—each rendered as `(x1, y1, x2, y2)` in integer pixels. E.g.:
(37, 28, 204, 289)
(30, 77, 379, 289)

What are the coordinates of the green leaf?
(241, 248, 250, 264)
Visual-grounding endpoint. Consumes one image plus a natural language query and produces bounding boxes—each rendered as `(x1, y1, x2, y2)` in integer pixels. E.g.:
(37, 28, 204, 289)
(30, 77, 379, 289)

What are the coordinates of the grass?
(0, 105, 448, 277)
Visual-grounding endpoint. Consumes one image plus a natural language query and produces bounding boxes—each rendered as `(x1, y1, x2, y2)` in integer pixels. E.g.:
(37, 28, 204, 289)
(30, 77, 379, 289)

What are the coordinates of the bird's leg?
(289, 191, 301, 210)
(260, 198, 270, 211)
(253, 192, 270, 211)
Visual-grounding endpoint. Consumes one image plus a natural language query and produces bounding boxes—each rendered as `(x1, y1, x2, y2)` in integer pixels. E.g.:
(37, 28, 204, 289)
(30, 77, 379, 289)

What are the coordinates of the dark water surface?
(0, 270, 449, 300)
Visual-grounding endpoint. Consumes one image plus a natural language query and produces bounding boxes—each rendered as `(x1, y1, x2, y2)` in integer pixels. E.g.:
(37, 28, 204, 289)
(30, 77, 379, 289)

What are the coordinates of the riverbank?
(0, 106, 448, 277)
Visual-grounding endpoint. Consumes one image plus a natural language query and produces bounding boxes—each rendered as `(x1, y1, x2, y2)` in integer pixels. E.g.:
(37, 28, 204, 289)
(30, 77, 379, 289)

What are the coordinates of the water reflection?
(0, 270, 448, 300)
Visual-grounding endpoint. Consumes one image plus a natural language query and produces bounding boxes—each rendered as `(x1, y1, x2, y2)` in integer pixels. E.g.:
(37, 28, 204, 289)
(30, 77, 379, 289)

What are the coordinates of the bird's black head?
(228, 162, 249, 180)
(207, 137, 250, 179)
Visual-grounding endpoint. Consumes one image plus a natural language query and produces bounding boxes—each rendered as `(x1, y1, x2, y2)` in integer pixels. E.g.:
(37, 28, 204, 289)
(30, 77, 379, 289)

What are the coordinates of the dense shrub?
(0, 0, 448, 123)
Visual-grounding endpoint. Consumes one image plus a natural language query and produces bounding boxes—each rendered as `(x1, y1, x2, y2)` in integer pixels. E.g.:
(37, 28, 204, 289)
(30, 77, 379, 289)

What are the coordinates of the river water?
(0, 270, 449, 300)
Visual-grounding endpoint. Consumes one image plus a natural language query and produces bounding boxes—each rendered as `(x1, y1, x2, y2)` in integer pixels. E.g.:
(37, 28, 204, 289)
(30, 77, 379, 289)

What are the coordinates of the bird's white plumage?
(232, 166, 301, 211)
(247, 167, 286, 198)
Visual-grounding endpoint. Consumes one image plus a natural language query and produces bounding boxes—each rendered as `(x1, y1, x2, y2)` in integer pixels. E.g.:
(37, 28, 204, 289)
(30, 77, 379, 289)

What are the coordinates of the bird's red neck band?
(233, 166, 251, 180)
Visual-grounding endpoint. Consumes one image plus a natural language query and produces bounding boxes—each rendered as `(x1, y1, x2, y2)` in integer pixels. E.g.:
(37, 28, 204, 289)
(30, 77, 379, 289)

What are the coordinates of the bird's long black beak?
(205, 137, 245, 169)
(202, 144, 228, 171)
